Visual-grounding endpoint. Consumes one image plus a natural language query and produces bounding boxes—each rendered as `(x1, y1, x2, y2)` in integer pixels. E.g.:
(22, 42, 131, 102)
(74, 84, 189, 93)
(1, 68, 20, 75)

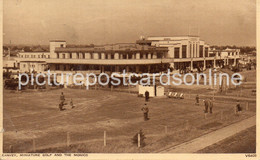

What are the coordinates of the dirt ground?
(3, 86, 256, 153)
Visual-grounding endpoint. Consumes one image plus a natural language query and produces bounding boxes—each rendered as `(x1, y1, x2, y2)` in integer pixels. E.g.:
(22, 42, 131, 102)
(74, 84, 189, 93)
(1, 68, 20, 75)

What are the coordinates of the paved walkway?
(160, 115, 256, 153)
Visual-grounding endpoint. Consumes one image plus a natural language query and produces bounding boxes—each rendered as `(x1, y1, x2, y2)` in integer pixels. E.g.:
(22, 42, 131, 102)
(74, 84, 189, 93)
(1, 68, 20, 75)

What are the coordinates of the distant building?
(209, 48, 240, 67)
(3, 56, 19, 72)
(17, 51, 50, 72)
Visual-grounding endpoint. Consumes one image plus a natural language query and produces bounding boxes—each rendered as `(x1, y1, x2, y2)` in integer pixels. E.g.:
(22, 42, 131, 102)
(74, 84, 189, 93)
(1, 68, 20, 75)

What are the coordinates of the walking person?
(141, 104, 149, 121)
(145, 91, 149, 102)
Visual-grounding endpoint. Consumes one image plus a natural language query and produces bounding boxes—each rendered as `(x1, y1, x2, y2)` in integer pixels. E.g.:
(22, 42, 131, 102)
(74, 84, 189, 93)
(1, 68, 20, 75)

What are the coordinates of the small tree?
(132, 129, 146, 147)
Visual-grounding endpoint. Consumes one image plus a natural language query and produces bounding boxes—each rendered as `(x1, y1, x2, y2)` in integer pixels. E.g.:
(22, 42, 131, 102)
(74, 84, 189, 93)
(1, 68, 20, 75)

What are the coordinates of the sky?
(3, 0, 256, 46)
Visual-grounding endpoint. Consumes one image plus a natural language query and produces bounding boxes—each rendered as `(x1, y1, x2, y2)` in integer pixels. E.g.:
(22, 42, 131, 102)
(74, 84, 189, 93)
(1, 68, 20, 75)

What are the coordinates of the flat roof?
(49, 40, 66, 42)
(55, 44, 168, 52)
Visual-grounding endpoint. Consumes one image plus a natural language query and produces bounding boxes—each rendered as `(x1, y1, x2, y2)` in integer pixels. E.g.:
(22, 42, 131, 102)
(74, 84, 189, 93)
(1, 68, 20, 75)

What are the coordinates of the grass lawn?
(3, 87, 256, 153)
(197, 126, 256, 153)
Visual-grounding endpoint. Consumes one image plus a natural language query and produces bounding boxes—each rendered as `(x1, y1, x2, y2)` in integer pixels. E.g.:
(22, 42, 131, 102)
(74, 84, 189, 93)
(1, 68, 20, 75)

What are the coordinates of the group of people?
(195, 94, 243, 116)
(59, 92, 75, 111)
(203, 98, 214, 114)
(195, 94, 214, 114)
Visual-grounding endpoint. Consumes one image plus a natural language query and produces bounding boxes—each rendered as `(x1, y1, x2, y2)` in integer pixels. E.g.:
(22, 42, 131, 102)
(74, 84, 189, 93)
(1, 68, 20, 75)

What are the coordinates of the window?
(174, 47, 180, 58)
(129, 54, 132, 59)
(199, 45, 203, 57)
(190, 43, 192, 57)
(62, 54, 65, 59)
(205, 48, 209, 57)
(69, 53, 72, 59)
(157, 52, 162, 59)
(57, 53, 59, 58)
(182, 45, 187, 58)
(111, 54, 114, 59)
(56, 64, 60, 70)
(60, 44, 64, 48)
(193, 44, 195, 57)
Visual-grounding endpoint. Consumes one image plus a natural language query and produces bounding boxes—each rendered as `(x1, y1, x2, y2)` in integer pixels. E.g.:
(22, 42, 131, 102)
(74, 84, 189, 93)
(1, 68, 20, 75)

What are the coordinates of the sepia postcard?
(0, 0, 259, 159)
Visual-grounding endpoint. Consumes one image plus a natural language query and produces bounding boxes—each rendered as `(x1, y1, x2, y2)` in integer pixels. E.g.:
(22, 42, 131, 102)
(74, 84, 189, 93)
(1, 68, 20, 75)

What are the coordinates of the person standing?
(59, 92, 65, 111)
(236, 100, 242, 115)
(203, 99, 209, 114)
(209, 98, 213, 114)
(145, 91, 149, 102)
(141, 104, 149, 121)
(195, 94, 200, 105)
(70, 98, 75, 109)
(60, 92, 65, 104)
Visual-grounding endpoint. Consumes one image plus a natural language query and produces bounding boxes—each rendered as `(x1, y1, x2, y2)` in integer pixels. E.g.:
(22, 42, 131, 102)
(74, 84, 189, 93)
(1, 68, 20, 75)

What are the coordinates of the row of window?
(228, 52, 239, 56)
(20, 54, 50, 58)
(214, 52, 239, 57)
(174, 45, 209, 58)
(56, 52, 165, 60)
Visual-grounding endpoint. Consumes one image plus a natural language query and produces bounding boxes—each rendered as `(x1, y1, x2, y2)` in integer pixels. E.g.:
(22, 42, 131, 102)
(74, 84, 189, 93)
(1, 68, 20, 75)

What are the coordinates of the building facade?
(137, 36, 240, 70)
(15, 36, 240, 75)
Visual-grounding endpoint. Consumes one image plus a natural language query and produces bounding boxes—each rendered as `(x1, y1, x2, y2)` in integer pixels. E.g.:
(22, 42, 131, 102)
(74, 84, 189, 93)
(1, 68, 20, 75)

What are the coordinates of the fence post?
(67, 132, 70, 148)
(246, 102, 249, 111)
(32, 138, 36, 152)
(104, 131, 106, 147)
(185, 120, 189, 130)
(138, 133, 140, 148)
(128, 85, 130, 93)
(165, 126, 168, 134)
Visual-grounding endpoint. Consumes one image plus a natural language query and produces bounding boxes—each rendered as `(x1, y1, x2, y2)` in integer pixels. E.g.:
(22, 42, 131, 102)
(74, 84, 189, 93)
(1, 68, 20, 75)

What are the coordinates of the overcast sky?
(3, 0, 256, 46)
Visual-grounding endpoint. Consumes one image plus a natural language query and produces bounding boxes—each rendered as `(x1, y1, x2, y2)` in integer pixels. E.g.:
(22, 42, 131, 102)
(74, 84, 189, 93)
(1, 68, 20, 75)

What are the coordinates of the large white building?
(15, 36, 240, 74)
(137, 35, 240, 70)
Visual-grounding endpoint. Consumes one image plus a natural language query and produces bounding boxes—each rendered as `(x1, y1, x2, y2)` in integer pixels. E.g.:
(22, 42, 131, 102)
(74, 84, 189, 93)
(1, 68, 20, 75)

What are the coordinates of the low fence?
(5, 99, 255, 153)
